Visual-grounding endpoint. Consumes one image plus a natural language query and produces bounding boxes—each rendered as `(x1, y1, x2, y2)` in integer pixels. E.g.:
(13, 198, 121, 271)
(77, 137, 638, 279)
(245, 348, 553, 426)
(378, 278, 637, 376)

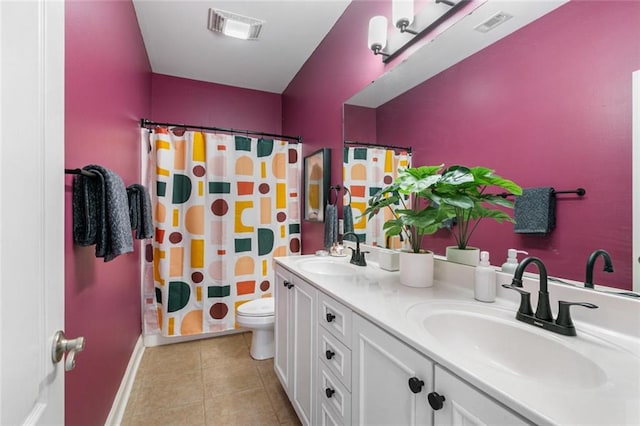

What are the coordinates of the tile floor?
(121, 332, 301, 426)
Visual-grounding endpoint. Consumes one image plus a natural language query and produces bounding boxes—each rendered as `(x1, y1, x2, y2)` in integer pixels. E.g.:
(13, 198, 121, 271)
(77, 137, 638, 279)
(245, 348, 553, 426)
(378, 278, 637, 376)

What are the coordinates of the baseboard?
(143, 328, 245, 347)
(104, 335, 145, 426)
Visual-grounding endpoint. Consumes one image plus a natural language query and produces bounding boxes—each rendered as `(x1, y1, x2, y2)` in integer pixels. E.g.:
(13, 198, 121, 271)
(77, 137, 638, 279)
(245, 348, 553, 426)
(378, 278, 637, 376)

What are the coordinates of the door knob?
(52, 330, 85, 371)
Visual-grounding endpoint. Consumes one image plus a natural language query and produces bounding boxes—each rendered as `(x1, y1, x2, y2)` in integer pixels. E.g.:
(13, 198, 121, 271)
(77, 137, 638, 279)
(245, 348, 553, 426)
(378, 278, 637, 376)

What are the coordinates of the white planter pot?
(399, 251, 434, 288)
(446, 246, 480, 266)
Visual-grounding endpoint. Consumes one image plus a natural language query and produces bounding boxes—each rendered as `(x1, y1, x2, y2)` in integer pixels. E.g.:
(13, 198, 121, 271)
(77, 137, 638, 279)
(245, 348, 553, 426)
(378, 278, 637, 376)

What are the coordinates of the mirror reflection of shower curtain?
(144, 128, 301, 337)
(343, 146, 410, 248)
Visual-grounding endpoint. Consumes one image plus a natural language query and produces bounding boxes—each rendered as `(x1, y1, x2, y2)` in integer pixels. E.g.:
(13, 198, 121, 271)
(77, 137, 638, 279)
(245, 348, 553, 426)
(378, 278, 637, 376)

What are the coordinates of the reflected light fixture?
(392, 0, 417, 34)
(208, 8, 264, 40)
(368, 16, 389, 57)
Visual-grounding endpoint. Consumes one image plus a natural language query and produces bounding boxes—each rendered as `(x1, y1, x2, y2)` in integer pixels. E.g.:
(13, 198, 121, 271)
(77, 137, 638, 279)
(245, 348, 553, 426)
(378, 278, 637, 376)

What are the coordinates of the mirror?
(343, 1, 639, 292)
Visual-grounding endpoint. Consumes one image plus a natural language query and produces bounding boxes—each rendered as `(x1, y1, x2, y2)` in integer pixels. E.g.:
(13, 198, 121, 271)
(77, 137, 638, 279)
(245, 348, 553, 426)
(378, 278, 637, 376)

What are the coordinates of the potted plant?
(363, 164, 522, 286)
(431, 165, 522, 266)
(363, 165, 451, 287)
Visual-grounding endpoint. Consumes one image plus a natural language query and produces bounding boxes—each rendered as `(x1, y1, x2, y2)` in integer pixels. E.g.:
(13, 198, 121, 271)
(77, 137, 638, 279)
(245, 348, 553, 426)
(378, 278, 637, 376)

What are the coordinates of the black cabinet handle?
(326, 312, 336, 322)
(408, 377, 424, 394)
(325, 349, 335, 360)
(325, 388, 335, 398)
(283, 280, 294, 289)
(427, 392, 446, 410)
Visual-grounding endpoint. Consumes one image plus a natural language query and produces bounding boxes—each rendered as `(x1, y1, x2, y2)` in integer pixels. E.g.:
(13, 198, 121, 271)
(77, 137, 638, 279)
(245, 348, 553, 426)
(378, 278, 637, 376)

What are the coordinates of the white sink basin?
(406, 301, 610, 390)
(297, 258, 356, 276)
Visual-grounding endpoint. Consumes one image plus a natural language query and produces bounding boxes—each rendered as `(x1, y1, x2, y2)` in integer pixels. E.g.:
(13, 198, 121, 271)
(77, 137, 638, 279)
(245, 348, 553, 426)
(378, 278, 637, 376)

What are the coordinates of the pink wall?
(282, 0, 388, 253)
(65, 1, 151, 425)
(344, 104, 377, 144)
(150, 73, 282, 133)
(376, 1, 639, 289)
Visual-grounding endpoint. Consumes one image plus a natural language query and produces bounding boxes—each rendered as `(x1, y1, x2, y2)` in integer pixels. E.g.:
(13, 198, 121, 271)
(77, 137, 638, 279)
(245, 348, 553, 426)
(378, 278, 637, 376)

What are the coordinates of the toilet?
(236, 297, 275, 360)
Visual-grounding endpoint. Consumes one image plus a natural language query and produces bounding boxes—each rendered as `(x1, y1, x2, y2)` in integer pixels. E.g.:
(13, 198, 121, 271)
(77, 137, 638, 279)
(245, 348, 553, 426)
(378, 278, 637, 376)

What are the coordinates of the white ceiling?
(133, 0, 352, 94)
(134, 1, 568, 105)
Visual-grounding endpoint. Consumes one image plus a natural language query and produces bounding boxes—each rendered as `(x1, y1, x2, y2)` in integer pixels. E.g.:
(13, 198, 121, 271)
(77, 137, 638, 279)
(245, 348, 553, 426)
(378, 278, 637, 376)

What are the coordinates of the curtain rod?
(344, 140, 412, 153)
(140, 119, 302, 144)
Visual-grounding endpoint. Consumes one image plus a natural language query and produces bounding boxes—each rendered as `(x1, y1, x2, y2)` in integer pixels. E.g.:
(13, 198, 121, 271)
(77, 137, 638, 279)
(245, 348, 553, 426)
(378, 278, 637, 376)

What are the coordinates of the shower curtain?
(145, 128, 301, 336)
(343, 146, 410, 248)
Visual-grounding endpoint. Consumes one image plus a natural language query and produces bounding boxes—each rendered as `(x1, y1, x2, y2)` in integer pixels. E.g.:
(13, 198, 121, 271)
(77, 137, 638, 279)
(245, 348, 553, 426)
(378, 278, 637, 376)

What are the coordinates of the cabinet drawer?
(318, 292, 352, 346)
(317, 399, 344, 426)
(318, 363, 351, 426)
(318, 326, 352, 390)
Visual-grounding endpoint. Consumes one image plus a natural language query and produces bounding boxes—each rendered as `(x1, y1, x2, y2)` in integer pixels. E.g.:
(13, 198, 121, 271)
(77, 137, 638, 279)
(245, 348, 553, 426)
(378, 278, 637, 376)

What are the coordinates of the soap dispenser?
(474, 251, 496, 303)
(501, 249, 528, 275)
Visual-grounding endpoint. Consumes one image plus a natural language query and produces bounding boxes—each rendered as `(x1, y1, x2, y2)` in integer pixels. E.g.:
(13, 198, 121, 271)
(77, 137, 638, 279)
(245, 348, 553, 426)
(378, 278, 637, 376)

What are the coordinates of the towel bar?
(65, 168, 98, 178)
(497, 188, 586, 198)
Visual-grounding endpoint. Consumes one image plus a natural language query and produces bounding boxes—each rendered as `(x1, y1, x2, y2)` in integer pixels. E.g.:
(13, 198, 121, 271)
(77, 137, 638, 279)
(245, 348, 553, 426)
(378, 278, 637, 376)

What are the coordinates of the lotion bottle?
(474, 251, 496, 302)
(501, 249, 528, 275)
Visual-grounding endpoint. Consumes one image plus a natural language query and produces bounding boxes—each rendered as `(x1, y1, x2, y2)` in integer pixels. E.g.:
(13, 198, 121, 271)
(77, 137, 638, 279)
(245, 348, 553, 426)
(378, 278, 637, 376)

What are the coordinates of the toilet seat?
(237, 297, 274, 317)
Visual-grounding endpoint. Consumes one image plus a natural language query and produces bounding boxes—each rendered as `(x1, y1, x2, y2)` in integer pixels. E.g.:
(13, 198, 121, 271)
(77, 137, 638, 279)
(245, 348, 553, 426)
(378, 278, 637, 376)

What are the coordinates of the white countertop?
(275, 254, 640, 426)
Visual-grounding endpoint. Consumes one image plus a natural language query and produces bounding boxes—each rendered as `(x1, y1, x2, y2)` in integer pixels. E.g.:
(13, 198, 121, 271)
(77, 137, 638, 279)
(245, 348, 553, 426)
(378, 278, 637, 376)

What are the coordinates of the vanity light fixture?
(369, 0, 466, 63)
(368, 16, 389, 57)
(392, 0, 417, 34)
(208, 8, 264, 40)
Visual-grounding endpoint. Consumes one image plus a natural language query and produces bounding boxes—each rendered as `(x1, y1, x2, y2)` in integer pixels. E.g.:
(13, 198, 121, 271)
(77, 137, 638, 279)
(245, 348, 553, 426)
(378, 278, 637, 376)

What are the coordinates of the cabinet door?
(352, 314, 433, 426)
(274, 267, 292, 394)
(291, 276, 317, 426)
(433, 366, 530, 426)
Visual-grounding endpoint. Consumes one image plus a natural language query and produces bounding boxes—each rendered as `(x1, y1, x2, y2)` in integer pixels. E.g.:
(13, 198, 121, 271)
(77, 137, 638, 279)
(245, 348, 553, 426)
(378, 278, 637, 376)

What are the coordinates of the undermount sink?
(406, 301, 610, 390)
(297, 257, 355, 276)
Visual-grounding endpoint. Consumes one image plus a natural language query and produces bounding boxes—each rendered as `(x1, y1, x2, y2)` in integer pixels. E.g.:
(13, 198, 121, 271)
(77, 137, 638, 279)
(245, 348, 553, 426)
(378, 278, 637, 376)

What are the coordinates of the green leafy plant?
(362, 164, 522, 253)
(432, 165, 522, 249)
(363, 165, 448, 253)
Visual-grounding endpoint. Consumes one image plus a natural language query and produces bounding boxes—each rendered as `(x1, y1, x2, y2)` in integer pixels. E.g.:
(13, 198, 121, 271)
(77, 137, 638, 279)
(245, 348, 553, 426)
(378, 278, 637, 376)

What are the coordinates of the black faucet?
(584, 249, 614, 289)
(503, 256, 598, 336)
(342, 232, 367, 266)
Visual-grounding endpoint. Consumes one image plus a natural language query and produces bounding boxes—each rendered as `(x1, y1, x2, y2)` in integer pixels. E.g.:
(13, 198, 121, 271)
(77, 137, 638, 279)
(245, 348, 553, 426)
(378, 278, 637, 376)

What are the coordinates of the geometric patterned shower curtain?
(145, 127, 301, 337)
(343, 146, 410, 249)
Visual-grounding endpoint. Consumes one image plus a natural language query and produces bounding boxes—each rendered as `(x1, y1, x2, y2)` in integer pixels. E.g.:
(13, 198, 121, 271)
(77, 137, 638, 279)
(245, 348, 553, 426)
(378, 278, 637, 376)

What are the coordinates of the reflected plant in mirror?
(434, 165, 522, 250)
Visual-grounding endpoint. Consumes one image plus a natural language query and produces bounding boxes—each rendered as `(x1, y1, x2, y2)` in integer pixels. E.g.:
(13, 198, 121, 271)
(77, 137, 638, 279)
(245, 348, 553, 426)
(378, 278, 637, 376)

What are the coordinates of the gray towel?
(72, 165, 134, 261)
(324, 203, 338, 249)
(127, 184, 154, 239)
(514, 187, 556, 234)
(342, 204, 356, 242)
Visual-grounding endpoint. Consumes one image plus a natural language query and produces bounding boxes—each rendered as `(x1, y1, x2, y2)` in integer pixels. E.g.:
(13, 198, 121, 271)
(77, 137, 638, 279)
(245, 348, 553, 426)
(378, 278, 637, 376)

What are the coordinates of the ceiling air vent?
(474, 12, 513, 33)
(208, 8, 264, 40)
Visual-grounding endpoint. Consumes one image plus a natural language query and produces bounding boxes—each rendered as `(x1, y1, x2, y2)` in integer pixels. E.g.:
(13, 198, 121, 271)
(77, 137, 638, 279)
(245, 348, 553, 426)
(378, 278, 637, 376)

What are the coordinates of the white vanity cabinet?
(274, 266, 317, 426)
(352, 313, 434, 425)
(432, 366, 530, 426)
(275, 260, 534, 426)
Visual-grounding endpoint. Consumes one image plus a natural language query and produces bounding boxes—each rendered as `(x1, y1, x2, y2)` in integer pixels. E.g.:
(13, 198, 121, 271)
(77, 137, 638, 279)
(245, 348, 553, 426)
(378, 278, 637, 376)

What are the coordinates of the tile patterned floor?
(121, 333, 301, 426)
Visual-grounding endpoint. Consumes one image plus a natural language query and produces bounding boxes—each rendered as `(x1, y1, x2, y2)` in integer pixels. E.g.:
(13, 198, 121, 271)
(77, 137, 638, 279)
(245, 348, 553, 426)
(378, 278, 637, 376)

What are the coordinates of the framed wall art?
(303, 148, 330, 222)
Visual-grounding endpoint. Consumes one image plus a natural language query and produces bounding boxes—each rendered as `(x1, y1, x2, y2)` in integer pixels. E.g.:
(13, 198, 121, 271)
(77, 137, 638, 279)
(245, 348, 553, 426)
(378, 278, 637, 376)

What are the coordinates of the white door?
(352, 314, 433, 426)
(432, 366, 529, 426)
(0, 0, 65, 424)
(291, 276, 316, 426)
